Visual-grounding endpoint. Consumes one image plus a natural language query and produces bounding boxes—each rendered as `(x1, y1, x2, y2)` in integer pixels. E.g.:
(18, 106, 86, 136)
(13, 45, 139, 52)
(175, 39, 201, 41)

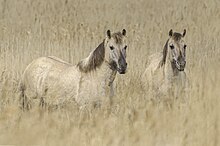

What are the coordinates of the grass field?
(0, 0, 220, 145)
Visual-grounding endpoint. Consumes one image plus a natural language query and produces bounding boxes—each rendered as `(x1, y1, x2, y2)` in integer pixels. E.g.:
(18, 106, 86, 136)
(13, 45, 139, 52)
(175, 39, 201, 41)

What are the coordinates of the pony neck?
(164, 57, 180, 77)
(103, 61, 117, 86)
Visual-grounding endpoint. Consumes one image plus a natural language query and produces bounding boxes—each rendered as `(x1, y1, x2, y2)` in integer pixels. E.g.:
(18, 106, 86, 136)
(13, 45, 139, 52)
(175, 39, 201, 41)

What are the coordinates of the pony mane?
(160, 39, 169, 67)
(77, 40, 105, 73)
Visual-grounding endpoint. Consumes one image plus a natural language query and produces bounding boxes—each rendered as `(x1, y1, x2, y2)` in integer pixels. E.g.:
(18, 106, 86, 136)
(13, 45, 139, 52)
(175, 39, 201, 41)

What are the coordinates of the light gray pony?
(142, 29, 188, 99)
(20, 29, 128, 109)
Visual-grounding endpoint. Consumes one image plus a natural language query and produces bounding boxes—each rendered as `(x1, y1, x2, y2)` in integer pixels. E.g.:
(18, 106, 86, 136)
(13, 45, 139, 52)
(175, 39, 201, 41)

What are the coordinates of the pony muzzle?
(117, 68, 126, 74)
(174, 60, 186, 71)
(117, 63, 127, 74)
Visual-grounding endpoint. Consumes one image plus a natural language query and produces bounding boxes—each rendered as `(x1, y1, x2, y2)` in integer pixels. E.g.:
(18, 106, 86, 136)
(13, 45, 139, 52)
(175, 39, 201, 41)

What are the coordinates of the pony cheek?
(112, 54, 119, 66)
(110, 52, 118, 62)
(122, 52, 126, 59)
(171, 51, 177, 60)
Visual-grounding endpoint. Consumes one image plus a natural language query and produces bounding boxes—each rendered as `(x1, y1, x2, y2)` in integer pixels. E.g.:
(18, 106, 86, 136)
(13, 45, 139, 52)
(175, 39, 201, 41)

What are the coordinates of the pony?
(20, 29, 128, 109)
(142, 29, 188, 100)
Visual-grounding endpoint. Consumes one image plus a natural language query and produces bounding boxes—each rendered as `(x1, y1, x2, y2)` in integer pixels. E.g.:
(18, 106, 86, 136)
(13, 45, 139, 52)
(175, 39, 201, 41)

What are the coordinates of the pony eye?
(110, 46, 114, 50)
(170, 45, 174, 50)
(124, 45, 127, 50)
(184, 45, 187, 49)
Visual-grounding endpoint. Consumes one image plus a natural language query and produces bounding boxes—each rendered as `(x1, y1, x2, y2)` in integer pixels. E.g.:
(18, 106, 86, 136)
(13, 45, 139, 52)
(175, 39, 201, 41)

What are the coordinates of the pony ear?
(122, 29, 126, 36)
(182, 29, 186, 37)
(107, 30, 111, 39)
(169, 29, 173, 37)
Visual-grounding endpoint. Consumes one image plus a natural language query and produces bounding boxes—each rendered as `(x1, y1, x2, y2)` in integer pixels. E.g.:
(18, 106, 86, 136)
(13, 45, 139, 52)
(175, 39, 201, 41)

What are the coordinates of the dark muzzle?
(118, 56, 127, 74)
(173, 59, 186, 71)
(118, 63, 127, 74)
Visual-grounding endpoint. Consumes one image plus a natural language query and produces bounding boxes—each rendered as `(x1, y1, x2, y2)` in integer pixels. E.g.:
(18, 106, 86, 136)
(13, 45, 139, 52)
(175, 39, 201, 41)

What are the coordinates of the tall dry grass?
(0, 0, 219, 145)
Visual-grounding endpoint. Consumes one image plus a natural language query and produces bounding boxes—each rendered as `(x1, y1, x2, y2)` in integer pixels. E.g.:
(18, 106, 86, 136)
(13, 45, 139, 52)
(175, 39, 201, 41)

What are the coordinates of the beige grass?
(0, 0, 220, 145)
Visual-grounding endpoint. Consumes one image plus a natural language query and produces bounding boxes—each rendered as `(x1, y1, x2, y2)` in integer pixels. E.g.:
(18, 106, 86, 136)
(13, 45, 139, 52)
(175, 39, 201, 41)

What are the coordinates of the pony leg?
(39, 88, 48, 109)
(19, 91, 31, 111)
(19, 89, 25, 111)
(108, 83, 114, 106)
(39, 97, 45, 108)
